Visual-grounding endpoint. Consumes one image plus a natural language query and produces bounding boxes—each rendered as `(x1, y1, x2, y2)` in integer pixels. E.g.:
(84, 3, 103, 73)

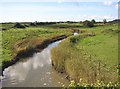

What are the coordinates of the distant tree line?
(1, 19, 119, 30)
(30, 22, 57, 26)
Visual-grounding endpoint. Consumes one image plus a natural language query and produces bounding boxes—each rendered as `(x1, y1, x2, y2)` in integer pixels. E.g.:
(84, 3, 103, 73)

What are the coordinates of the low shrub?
(29, 23, 36, 26)
(14, 23, 25, 28)
(83, 20, 94, 27)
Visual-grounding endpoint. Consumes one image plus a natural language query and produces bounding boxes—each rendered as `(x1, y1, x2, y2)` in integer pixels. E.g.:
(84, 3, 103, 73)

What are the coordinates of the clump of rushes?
(67, 80, 119, 89)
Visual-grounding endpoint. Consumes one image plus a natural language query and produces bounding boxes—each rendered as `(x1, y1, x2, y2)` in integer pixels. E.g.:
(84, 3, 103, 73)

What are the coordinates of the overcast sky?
(0, 0, 119, 22)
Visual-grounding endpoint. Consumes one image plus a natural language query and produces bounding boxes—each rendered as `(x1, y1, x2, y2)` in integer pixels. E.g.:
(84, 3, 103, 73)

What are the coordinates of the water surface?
(2, 40, 69, 87)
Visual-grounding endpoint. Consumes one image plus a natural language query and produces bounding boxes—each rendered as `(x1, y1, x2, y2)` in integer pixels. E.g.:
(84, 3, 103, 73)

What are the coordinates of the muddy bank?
(2, 35, 67, 75)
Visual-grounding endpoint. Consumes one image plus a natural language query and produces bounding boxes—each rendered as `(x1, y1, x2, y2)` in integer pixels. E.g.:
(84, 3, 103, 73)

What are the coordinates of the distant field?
(51, 23, 119, 83)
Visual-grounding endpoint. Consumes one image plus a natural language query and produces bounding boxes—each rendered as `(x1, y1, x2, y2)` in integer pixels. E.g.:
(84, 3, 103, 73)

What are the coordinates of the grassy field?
(1, 23, 72, 67)
(51, 23, 119, 84)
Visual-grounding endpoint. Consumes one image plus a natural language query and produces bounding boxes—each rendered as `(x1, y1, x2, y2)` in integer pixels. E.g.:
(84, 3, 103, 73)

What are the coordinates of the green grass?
(77, 33, 118, 70)
(51, 23, 119, 84)
(1, 25, 72, 66)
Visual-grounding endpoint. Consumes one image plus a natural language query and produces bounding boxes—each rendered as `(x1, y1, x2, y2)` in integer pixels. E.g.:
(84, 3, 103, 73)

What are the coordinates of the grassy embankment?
(51, 23, 119, 85)
(1, 23, 72, 70)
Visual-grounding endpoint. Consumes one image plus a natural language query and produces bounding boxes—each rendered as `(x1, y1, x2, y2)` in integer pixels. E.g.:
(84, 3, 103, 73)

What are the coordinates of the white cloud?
(72, 15, 115, 21)
(58, 0, 65, 3)
(104, 0, 113, 6)
(1, 0, 119, 2)
(115, 4, 120, 9)
(103, 15, 115, 19)
(115, 4, 118, 8)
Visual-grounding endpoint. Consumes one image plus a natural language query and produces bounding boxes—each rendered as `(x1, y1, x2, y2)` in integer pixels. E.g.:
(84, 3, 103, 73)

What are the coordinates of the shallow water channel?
(2, 40, 69, 87)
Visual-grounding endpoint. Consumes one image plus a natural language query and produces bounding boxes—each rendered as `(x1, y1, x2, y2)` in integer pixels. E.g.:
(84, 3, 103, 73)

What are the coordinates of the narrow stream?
(2, 40, 69, 87)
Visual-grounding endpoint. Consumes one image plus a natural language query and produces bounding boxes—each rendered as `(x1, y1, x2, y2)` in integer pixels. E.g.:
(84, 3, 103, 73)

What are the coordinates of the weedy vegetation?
(51, 23, 119, 86)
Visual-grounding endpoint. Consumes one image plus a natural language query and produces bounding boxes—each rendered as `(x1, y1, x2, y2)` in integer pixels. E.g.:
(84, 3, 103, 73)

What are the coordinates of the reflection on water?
(2, 40, 69, 87)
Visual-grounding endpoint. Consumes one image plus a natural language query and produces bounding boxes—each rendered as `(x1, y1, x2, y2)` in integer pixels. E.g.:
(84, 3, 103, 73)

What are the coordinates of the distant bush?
(103, 19, 107, 24)
(83, 20, 94, 27)
(36, 22, 57, 25)
(91, 19, 96, 24)
(29, 23, 36, 26)
(14, 23, 25, 28)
